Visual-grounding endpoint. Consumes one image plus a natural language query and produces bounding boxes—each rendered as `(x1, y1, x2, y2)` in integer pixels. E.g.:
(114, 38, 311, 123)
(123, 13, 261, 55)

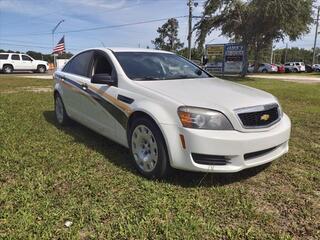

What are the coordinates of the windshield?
(114, 52, 210, 81)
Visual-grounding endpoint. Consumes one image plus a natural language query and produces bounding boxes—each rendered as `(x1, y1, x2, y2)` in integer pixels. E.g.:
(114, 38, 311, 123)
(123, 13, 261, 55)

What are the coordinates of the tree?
(177, 47, 202, 60)
(195, 0, 313, 75)
(152, 18, 184, 52)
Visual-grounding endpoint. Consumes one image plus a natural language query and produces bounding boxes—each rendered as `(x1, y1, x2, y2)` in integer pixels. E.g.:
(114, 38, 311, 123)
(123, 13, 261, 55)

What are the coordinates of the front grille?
(192, 153, 231, 165)
(237, 105, 279, 128)
(244, 146, 278, 160)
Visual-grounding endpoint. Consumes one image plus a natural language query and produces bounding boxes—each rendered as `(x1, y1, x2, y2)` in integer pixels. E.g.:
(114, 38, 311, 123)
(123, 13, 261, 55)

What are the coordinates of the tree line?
(152, 0, 314, 75)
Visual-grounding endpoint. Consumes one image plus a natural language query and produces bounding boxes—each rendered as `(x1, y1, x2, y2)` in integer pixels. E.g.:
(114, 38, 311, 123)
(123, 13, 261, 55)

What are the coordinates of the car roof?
(79, 47, 174, 54)
(0, 52, 14, 54)
(108, 47, 173, 54)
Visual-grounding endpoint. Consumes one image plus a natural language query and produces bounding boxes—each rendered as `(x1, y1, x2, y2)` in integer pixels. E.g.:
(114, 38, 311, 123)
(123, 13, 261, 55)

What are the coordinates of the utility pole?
(312, 6, 320, 65)
(284, 43, 288, 63)
(187, 0, 193, 60)
(52, 19, 65, 68)
(270, 42, 274, 64)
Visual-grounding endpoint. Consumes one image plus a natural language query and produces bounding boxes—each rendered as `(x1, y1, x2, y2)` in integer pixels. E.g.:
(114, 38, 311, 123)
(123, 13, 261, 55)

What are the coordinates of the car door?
(21, 55, 34, 70)
(10, 54, 23, 70)
(258, 64, 265, 72)
(83, 50, 119, 140)
(59, 50, 95, 127)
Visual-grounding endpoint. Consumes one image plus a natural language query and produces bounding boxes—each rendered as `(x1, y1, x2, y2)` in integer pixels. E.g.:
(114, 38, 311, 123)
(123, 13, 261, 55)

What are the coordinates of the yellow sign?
(206, 45, 224, 56)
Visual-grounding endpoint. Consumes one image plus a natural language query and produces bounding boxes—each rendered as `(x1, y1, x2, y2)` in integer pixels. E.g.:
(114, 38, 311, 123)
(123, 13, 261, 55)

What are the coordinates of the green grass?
(247, 72, 320, 77)
(1, 76, 319, 239)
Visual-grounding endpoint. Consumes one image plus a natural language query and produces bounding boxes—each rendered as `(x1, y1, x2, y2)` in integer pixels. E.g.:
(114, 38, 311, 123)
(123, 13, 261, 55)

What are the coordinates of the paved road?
(248, 74, 320, 84)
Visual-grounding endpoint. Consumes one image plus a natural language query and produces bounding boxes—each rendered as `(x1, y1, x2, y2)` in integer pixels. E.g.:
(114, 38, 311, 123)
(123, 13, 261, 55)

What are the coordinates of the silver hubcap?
(55, 97, 64, 123)
(131, 125, 158, 173)
(39, 67, 45, 73)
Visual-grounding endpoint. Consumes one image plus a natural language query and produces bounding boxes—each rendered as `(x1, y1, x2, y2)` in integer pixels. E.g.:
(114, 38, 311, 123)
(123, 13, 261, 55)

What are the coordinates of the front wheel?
(129, 118, 171, 179)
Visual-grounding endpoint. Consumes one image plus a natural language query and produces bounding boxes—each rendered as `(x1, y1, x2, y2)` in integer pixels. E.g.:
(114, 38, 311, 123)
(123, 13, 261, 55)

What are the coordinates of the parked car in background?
(312, 64, 320, 72)
(276, 64, 285, 73)
(284, 62, 305, 73)
(248, 63, 278, 73)
(53, 47, 291, 179)
(0, 53, 49, 73)
(305, 64, 313, 73)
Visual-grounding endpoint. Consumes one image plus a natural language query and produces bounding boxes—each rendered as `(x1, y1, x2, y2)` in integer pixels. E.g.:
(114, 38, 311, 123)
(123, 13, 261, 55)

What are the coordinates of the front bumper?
(161, 114, 291, 173)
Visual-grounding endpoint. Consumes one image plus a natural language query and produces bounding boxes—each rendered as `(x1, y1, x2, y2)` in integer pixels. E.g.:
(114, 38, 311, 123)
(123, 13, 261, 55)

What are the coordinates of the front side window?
(22, 55, 32, 61)
(63, 51, 93, 77)
(114, 52, 210, 81)
(91, 52, 113, 76)
(0, 54, 9, 60)
(11, 54, 20, 60)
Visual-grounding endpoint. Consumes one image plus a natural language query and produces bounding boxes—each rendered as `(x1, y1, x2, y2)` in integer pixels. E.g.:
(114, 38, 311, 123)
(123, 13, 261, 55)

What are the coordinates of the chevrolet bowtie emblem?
(260, 114, 270, 121)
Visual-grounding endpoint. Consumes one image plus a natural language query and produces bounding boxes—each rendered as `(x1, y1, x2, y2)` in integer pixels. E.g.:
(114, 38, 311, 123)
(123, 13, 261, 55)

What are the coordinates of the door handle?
(117, 94, 134, 104)
(81, 83, 88, 91)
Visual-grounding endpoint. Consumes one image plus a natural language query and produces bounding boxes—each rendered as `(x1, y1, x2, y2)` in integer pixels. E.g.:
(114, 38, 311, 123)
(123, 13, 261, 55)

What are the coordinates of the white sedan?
(53, 48, 291, 179)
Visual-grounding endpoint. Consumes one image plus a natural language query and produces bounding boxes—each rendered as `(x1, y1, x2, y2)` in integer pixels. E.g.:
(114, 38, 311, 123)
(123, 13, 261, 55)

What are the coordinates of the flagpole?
(52, 20, 65, 69)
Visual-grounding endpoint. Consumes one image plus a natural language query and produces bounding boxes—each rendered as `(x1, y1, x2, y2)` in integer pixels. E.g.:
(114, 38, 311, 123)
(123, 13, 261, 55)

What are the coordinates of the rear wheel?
(37, 65, 46, 73)
(129, 118, 171, 179)
(54, 93, 71, 126)
(261, 69, 268, 73)
(293, 68, 298, 73)
(3, 65, 13, 74)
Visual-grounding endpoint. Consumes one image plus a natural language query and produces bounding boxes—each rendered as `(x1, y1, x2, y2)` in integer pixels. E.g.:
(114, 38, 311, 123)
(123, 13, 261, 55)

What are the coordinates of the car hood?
(135, 77, 277, 112)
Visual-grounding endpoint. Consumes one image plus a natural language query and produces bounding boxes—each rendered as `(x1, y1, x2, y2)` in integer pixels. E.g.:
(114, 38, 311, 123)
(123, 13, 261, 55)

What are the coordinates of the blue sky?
(0, 0, 319, 54)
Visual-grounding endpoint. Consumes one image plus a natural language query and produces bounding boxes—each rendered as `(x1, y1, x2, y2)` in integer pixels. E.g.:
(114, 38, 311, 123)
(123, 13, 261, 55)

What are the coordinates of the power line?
(0, 42, 80, 51)
(58, 15, 188, 34)
(3, 15, 188, 37)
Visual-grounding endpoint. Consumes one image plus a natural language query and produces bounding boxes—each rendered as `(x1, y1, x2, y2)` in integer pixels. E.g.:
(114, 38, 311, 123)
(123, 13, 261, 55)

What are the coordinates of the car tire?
(54, 93, 72, 126)
(293, 68, 298, 73)
(3, 65, 13, 74)
(129, 117, 171, 179)
(262, 69, 268, 73)
(37, 65, 46, 73)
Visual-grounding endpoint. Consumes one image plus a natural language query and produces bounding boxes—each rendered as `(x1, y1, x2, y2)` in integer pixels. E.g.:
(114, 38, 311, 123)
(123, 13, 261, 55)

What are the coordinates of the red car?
(277, 64, 285, 73)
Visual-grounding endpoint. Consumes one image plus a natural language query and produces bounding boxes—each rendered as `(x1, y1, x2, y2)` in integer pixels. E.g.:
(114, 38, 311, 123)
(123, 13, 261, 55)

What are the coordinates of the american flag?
(53, 36, 65, 54)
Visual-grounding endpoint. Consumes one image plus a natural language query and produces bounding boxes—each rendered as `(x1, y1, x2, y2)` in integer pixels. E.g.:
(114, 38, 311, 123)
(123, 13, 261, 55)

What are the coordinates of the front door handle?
(81, 83, 88, 91)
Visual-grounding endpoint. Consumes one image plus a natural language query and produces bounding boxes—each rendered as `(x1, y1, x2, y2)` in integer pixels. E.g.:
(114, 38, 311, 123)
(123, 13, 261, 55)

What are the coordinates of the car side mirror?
(91, 73, 116, 86)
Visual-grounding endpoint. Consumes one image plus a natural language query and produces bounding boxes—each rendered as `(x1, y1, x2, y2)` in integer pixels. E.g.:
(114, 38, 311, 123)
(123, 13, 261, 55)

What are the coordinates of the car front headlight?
(177, 106, 233, 130)
(274, 98, 283, 118)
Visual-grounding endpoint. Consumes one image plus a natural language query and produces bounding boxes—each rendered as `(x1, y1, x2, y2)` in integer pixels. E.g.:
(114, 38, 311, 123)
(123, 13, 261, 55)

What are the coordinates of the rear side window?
(11, 54, 20, 60)
(0, 54, 9, 60)
(22, 55, 32, 61)
(63, 51, 93, 77)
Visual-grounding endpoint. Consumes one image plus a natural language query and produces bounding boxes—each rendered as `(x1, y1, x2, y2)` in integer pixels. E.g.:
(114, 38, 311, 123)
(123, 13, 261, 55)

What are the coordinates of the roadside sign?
(205, 44, 225, 73)
(224, 43, 245, 73)
(205, 43, 245, 74)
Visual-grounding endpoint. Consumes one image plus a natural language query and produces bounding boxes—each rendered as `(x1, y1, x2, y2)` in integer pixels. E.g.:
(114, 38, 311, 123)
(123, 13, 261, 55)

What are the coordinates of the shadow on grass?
(43, 110, 270, 187)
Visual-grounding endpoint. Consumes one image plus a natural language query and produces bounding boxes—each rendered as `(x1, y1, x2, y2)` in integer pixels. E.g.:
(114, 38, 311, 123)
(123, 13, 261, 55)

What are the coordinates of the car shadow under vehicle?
(43, 110, 271, 187)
